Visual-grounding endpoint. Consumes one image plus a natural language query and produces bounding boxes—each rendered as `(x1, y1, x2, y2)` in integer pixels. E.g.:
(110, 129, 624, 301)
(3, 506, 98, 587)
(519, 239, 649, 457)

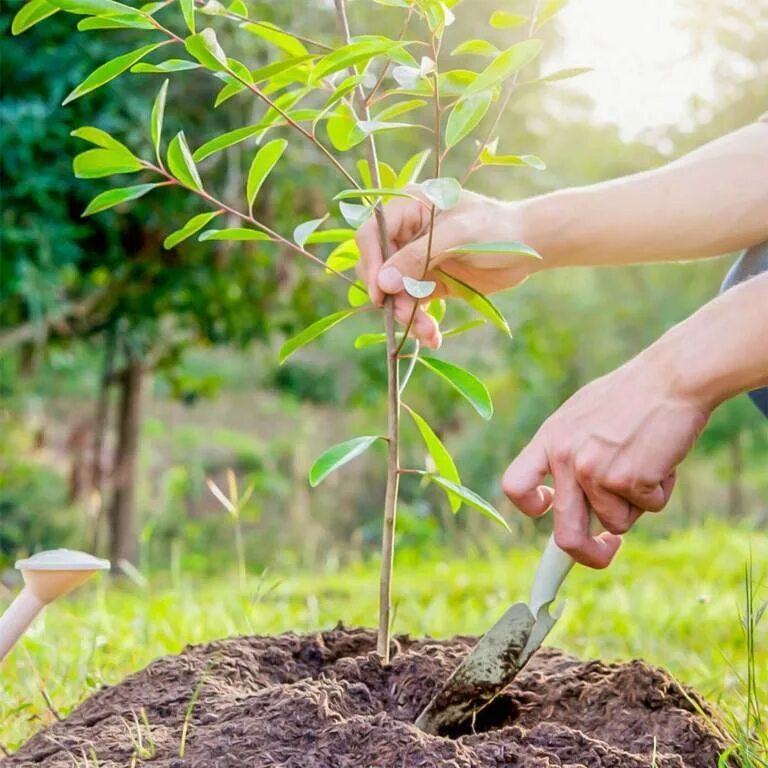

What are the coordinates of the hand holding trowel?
(416, 522, 597, 735)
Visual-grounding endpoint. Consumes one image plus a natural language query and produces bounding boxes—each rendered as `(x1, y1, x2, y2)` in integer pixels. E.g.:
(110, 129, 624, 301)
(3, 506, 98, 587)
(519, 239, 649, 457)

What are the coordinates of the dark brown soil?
(8, 626, 726, 767)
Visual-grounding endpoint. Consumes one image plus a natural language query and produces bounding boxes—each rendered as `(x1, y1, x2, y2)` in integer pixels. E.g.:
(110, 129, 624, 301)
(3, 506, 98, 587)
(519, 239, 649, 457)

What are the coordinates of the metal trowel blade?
(414, 602, 537, 735)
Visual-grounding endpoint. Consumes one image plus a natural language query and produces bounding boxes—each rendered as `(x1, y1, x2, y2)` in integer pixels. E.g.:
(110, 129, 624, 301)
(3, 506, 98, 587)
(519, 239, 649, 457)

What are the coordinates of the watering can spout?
(0, 549, 110, 664)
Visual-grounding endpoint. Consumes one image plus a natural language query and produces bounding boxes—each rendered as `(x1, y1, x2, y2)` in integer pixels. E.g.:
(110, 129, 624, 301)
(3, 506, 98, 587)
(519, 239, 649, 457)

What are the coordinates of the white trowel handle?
(528, 535, 575, 616)
(528, 512, 602, 616)
(0, 587, 45, 663)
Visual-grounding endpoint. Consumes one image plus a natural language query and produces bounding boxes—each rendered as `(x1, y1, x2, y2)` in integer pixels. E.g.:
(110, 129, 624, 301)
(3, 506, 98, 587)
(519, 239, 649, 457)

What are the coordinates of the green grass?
(1, 522, 766, 761)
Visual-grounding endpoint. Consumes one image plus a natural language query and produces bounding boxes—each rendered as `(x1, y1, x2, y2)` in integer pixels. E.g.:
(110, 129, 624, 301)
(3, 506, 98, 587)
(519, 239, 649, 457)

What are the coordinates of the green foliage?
(309, 435, 382, 487)
(279, 309, 358, 364)
(417, 356, 493, 420)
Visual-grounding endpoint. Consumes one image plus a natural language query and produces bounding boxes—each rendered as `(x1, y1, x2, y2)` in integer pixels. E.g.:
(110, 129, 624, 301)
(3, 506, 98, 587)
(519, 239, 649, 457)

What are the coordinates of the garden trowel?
(415, 532, 582, 735)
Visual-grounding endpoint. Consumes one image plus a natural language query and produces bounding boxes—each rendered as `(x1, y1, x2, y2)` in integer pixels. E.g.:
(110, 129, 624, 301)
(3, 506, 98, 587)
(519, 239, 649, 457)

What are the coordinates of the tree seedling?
(12, 0, 581, 664)
(0, 549, 110, 663)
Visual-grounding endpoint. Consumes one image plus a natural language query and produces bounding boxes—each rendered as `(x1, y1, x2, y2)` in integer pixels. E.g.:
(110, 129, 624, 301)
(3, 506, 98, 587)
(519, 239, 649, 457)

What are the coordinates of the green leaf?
(356, 120, 417, 137)
(293, 216, 328, 249)
(131, 59, 201, 73)
(150, 79, 168, 165)
(63, 42, 164, 105)
(465, 39, 542, 96)
(164, 211, 222, 249)
(77, 13, 154, 29)
(420, 177, 461, 210)
(417, 356, 493, 419)
(347, 281, 369, 307)
(373, 99, 427, 121)
(333, 187, 415, 202)
(442, 319, 486, 338)
(83, 183, 161, 216)
(445, 91, 492, 149)
(185, 28, 227, 71)
(397, 149, 431, 187)
(338, 201, 372, 229)
(254, 87, 309, 142)
(48, 0, 143, 17)
(308, 436, 380, 487)
(70, 126, 131, 153)
(167, 131, 203, 190)
(251, 54, 315, 84)
(537, 0, 568, 27)
(73, 149, 143, 178)
(489, 10, 527, 28)
(326, 111, 358, 151)
(228, 0, 246, 14)
(537, 66, 592, 83)
(354, 332, 387, 348)
(279, 309, 358, 364)
(305, 228, 356, 245)
(310, 39, 403, 84)
(446, 241, 541, 259)
(405, 407, 461, 512)
(450, 39, 499, 57)
(437, 271, 511, 337)
(479, 148, 546, 170)
(246, 138, 287, 213)
(180, 0, 194, 33)
(426, 474, 509, 530)
(198, 228, 271, 241)
(241, 21, 308, 57)
(312, 74, 368, 130)
(326, 240, 360, 272)
(426, 298, 446, 323)
(193, 123, 265, 162)
(402, 277, 436, 299)
(12, 0, 59, 34)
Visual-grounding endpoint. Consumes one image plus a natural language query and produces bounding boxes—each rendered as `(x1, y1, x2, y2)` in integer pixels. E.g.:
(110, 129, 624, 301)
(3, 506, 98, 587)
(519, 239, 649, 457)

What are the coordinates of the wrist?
(636, 324, 722, 415)
(512, 191, 576, 271)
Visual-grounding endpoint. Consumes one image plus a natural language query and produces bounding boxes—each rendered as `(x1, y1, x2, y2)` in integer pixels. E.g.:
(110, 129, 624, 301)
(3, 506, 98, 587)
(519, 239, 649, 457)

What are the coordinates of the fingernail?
(378, 267, 402, 293)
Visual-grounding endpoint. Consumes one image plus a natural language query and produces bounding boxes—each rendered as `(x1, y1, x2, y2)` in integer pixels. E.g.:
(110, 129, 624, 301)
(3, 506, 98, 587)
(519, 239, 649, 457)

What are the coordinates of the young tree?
(12, 0, 574, 658)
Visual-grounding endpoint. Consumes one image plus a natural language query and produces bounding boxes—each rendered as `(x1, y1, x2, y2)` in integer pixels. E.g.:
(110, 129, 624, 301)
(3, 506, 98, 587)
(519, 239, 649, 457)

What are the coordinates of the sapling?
(13, 0, 578, 663)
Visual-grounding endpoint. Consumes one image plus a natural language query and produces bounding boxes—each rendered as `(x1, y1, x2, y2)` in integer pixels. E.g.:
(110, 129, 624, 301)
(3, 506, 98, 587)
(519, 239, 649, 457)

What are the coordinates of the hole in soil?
(436, 694, 521, 739)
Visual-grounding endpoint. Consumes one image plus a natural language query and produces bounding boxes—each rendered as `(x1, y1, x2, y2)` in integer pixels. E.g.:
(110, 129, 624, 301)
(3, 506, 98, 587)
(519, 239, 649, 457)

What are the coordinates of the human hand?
(501, 350, 710, 568)
(354, 189, 542, 348)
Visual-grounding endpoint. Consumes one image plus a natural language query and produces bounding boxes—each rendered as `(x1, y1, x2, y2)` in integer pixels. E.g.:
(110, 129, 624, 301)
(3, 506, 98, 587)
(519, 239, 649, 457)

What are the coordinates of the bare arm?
(502, 272, 768, 568)
(524, 122, 768, 268)
(356, 120, 768, 346)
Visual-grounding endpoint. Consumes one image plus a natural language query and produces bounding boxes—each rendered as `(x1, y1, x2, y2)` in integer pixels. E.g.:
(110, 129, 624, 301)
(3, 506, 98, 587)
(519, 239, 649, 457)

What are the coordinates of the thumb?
(377, 216, 462, 295)
(377, 232, 432, 295)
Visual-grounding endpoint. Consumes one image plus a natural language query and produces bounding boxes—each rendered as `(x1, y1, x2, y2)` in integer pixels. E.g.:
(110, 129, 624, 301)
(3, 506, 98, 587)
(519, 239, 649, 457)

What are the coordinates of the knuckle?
(606, 469, 634, 493)
(554, 529, 583, 554)
(501, 472, 525, 503)
(573, 456, 597, 483)
(550, 446, 571, 467)
(600, 516, 630, 535)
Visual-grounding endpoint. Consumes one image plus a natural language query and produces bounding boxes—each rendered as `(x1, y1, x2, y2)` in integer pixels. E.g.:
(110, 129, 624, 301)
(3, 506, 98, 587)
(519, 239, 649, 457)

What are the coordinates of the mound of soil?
(9, 626, 726, 768)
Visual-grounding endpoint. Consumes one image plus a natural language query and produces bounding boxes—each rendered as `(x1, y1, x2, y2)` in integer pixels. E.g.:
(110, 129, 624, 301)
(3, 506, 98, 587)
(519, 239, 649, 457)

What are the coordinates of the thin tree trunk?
(107, 354, 144, 567)
(727, 434, 745, 520)
(90, 328, 116, 553)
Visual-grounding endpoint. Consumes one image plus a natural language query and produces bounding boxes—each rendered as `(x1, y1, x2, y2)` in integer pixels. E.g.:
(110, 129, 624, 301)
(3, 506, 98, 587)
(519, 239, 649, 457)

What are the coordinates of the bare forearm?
(641, 273, 768, 410)
(518, 122, 768, 269)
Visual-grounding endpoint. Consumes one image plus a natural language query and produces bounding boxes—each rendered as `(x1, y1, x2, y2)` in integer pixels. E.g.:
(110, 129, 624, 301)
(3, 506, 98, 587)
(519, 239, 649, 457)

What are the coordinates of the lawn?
(1, 521, 766, 755)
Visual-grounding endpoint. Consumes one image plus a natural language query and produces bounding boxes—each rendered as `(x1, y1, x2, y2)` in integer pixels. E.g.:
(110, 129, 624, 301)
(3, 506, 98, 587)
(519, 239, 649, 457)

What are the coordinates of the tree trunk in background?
(90, 329, 116, 553)
(727, 434, 745, 520)
(108, 356, 144, 567)
(18, 341, 36, 377)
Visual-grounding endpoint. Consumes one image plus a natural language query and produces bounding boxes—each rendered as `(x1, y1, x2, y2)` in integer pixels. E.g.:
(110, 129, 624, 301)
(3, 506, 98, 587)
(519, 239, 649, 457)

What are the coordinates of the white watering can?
(0, 549, 110, 663)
